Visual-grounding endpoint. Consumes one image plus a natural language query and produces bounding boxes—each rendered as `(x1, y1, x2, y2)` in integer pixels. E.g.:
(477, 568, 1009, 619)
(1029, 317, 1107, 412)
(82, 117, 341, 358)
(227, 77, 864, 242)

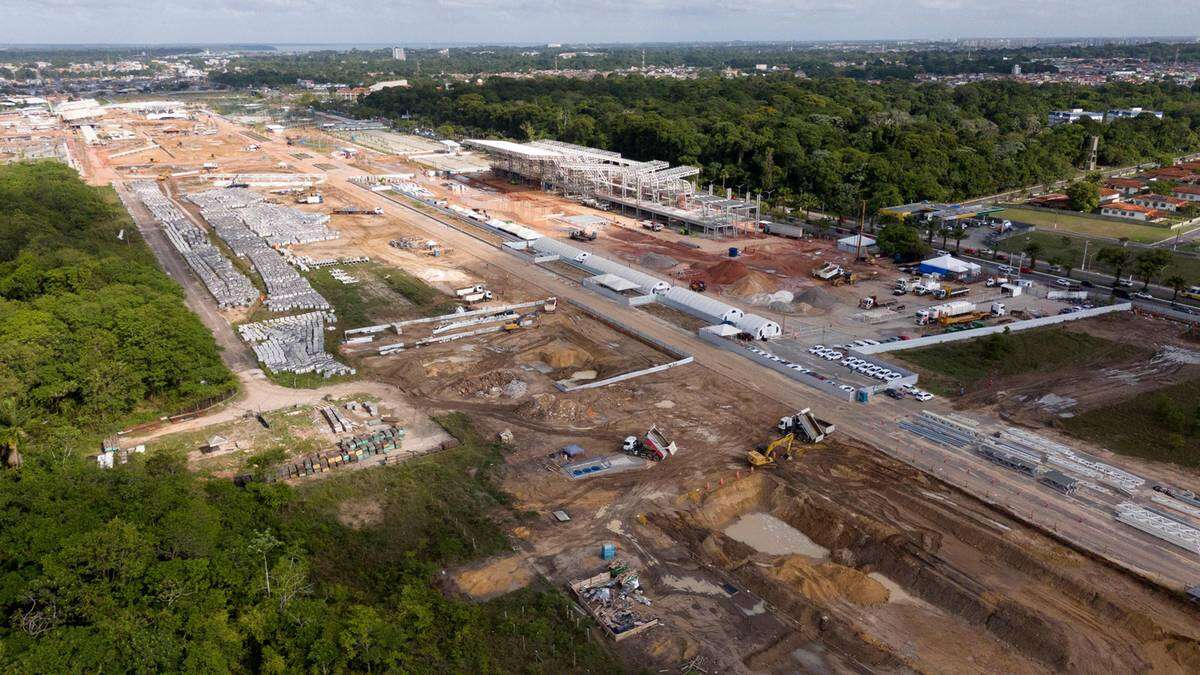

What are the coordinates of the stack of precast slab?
(189, 189, 330, 311)
(127, 181, 258, 308)
(237, 312, 354, 378)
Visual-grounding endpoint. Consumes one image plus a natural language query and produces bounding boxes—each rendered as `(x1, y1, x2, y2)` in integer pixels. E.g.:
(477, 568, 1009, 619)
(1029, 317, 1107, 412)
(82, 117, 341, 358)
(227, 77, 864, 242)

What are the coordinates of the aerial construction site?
(75, 100, 1200, 673)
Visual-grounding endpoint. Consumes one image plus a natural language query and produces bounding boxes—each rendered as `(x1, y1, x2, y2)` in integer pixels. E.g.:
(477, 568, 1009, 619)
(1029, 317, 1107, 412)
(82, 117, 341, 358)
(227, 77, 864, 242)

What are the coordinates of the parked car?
(1133, 291, 1154, 300)
(1054, 278, 1073, 288)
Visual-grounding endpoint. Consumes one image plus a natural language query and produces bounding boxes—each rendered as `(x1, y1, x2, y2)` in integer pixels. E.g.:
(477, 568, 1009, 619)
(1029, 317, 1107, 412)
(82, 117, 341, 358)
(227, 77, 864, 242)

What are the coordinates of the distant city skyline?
(3, 1, 1199, 46)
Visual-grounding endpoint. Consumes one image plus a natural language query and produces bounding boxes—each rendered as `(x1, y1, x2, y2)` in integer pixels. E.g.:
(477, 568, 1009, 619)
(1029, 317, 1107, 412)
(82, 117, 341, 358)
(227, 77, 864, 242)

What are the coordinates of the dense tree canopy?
(0, 162, 235, 451)
(357, 76, 1200, 215)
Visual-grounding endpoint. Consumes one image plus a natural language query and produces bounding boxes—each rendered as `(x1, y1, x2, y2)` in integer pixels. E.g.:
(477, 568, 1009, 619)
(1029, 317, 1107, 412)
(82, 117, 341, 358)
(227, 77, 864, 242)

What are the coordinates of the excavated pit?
(647, 450, 1200, 674)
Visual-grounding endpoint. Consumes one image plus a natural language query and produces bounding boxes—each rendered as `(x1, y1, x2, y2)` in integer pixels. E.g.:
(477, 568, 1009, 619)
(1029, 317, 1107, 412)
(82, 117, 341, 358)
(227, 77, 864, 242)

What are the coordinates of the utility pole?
(855, 199, 866, 261)
(1080, 239, 1089, 272)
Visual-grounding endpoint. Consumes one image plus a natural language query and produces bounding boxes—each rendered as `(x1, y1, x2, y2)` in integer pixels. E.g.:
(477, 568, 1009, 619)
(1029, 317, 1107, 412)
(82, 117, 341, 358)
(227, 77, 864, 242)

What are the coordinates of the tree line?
(355, 75, 1200, 215)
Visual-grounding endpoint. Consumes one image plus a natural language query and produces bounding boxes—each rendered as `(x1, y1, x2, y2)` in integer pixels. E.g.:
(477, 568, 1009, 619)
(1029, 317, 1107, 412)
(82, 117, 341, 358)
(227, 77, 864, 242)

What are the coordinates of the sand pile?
(770, 556, 890, 606)
(795, 286, 839, 310)
(640, 252, 679, 270)
(538, 341, 592, 369)
(729, 270, 780, 296)
(706, 259, 750, 284)
(515, 393, 593, 422)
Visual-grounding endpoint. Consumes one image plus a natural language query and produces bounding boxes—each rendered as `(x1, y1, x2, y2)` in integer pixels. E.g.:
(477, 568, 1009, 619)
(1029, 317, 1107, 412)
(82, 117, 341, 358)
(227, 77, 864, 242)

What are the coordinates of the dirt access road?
(204, 115, 1200, 590)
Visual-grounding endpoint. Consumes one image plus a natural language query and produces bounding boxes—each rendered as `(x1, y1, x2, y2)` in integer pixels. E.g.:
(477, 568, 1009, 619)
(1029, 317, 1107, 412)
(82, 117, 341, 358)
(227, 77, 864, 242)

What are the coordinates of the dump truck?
(455, 284, 488, 298)
(830, 270, 857, 286)
(569, 229, 597, 242)
(640, 220, 663, 232)
(459, 291, 493, 304)
(916, 300, 976, 325)
(689, 280, 707, 292)
(812, 262, 842, 280)
(622, 425, 677, 461)
(776, 408, 836, 442)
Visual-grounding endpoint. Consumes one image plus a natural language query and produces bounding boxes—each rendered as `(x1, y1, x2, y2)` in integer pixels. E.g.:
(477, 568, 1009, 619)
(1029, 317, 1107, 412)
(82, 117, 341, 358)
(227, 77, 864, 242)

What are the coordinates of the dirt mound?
(640, 252, 679, 270)
(706, 259, 750, 284)
(795, 286, 839, 310)
(514, 393, 595, 423)
(336, 497, 384, 530)
(451, 554, 536, 600)
(456, 370, 528, 399)
(728, 270, 780, 296)
(538, 341, 592, 369)
(769, 557, 890, 606)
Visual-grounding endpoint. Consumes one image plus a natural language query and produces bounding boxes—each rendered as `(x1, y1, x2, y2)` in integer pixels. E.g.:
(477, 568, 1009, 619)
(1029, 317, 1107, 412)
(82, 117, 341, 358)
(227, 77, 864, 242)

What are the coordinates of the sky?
(2, 0, 1199, 45)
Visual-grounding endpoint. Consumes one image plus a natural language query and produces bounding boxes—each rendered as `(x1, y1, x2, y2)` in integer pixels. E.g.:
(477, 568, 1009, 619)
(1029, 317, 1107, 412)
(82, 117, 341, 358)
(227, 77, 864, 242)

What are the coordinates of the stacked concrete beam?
(1115, 503, 1200, 554)
(188, 189, 330, 312)
(127, 181, 257, 308)
(236, 312, 354, 378)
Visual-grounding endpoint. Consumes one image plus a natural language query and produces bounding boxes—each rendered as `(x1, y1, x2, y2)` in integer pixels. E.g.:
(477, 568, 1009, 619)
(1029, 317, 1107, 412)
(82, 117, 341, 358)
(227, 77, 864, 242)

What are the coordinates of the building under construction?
(466, 139, 759, 237)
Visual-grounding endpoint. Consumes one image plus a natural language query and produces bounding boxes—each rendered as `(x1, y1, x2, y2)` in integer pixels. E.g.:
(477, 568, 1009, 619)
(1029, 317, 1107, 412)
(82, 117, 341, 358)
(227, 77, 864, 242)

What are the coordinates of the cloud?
(0, 0, 1196, 44)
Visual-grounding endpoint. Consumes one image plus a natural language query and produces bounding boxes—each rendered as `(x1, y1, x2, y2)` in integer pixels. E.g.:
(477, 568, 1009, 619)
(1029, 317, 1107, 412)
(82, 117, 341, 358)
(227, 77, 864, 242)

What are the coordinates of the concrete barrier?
(854, 303, 1132, 354)
(697, 330, 856, 401)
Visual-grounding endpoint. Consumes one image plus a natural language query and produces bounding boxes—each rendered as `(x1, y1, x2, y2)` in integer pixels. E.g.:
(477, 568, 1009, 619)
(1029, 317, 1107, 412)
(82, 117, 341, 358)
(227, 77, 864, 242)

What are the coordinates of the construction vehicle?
(776, 408, 836, 442)
(830, 270, 857, 286)
(916, 300, 976, 325)
(811, 262, 842, 280)
(622, 425, 677, 461)
(455, 284, 488, 298)
(689, 280, 707, 293)
(334, 206, 384, 215)
(569, 229, 597, 242)
(932, 286, 969, 300)
(640, 220, 663, 232)
(936, 301, 1007, 325)
(459, 291, 493, 304)
(985, 276, 1010, 288)
(747, 433, 796, 467)
(285, 135, 298, 146)
(295, 192, 323, 205)
(503, 322, 520, 332)
(543, 297, 558, 312)
(858, 295, 900, 310)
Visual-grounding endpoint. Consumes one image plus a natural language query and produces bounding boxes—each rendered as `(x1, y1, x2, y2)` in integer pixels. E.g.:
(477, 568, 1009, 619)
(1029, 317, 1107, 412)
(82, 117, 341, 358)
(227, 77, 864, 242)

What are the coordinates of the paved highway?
(201, 115, 1200, 589)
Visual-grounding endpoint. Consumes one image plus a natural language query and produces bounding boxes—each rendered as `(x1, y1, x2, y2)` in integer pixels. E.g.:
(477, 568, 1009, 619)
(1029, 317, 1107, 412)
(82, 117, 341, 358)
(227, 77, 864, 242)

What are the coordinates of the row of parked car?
(808, 345, 937, 402)
(746, 345, 858, 394)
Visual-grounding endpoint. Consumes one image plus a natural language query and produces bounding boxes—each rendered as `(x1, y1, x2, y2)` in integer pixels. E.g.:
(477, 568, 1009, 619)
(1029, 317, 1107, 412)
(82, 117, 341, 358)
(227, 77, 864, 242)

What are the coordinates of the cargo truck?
(622, 425, 677, 460)
(916, 300, 976, 325)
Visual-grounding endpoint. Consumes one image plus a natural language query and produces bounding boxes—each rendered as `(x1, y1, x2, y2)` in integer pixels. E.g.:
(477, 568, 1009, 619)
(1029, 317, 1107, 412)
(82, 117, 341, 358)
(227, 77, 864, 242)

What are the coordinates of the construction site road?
(116, 180, 257, 373)
(200, 116, 1200, 591)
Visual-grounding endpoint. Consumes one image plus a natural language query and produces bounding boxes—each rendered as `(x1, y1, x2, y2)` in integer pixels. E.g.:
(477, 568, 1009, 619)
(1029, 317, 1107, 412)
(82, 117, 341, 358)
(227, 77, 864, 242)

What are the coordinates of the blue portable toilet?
(856, 389, 870, 404)
(601, 543, 617, 560)
(728, 247, 740, 257)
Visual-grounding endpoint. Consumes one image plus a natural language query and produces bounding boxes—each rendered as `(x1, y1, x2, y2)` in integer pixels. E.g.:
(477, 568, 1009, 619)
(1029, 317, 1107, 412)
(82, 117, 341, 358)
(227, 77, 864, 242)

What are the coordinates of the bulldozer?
(747, 433, 799, 468)
(830, 270, 857, 287)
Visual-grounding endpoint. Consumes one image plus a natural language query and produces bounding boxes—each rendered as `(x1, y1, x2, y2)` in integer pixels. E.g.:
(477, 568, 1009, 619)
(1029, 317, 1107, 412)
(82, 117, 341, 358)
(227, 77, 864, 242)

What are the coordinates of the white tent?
(919, 254, 981, 279)
(837, 234, 876, 253)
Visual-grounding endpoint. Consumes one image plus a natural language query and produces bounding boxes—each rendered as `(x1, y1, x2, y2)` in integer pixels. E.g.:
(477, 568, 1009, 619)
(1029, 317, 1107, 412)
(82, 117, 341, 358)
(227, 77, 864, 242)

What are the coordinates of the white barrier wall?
(854, 304, 1132, 354)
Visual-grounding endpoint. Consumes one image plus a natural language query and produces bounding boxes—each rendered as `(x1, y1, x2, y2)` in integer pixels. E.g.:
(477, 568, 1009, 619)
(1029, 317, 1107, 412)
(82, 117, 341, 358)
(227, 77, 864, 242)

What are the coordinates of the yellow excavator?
(747, 433, 799, 468)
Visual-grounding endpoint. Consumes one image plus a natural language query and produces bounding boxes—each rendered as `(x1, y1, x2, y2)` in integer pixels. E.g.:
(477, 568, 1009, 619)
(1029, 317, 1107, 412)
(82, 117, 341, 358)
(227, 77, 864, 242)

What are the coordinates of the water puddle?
(723, 512, 829, 558)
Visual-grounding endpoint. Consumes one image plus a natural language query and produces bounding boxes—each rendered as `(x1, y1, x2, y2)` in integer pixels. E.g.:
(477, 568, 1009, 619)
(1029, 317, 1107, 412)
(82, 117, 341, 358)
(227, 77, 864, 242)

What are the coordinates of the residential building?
(1128, 193, 1188, 212)
(1099, 187, 1120, 204)
(1103, 177, 1145, 195)
(392, 47, 406, 61)
(1100, 201, 1165, 221)
(1172, 184, 1200, 202)
(368, 79, 409, 92)
(1048, 108, 1104, 125)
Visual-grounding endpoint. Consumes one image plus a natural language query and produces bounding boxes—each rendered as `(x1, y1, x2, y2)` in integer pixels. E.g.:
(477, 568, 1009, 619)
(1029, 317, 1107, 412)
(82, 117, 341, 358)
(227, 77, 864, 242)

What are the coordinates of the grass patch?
(997, 205, 1186, 244)
(1061, 378, 1200, 467)
(262, 367, 357, 389)
(305, 267, 379, 326)
(997, 231, 1200, 284)
(376, 265, 460, 316)
(895, 326, 1149, 396)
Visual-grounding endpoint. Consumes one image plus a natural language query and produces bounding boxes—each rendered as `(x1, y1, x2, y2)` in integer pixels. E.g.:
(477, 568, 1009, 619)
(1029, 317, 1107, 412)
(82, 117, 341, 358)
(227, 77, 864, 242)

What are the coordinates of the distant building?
(1012, 63, 1022, 76)
(1105, 107, 1163, 122)
(438, 48, 450, 57)
(1048, 108, 1104, 126)
(392, 47, 406, 61)
(368, 79, 409, 92)
(1103, 177, 1145, 195)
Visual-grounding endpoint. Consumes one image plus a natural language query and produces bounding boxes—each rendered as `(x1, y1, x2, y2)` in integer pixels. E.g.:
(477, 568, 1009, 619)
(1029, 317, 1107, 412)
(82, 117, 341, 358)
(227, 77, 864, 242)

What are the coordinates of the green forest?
(356, 76, 1200, 214)
(0, 162, 235, 459)
(0, 165, 617, 670)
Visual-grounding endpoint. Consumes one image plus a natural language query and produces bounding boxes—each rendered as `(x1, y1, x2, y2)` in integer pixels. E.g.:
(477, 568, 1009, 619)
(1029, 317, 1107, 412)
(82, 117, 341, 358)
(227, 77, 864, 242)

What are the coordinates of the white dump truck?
(455, 284, 487, 298)
(622, 425, 677, 460)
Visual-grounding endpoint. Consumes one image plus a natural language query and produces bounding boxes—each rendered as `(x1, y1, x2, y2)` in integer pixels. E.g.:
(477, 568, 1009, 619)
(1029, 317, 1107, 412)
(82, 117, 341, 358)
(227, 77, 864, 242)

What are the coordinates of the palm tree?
(0, 400, 26, 469)
(952, 224, 967, 253)
(1096, 246, 1134, 292)
(1134, 249, 1172, 291)
(1166, 274, 1188, 306)
(1023, 241, 1043, 270)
